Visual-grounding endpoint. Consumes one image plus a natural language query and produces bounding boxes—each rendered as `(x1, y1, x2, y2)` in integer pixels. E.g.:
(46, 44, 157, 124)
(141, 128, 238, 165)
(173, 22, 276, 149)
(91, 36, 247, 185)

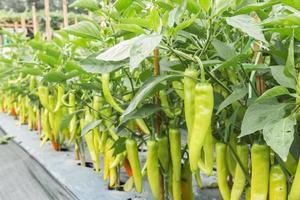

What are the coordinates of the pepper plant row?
(0, 0, 300, 200)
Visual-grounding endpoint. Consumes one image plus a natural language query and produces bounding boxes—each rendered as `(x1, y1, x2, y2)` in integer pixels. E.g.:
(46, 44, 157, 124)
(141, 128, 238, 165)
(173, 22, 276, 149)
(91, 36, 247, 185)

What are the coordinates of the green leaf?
(80, 56, 128, 74)
(38, 53, 59, 66)
(115, 24, 145, 34)
(121, 104, 161, 123)
(263, 116, 296, 161)
(226, 14, 267, 43)
(60, 113, 76, 131)
(69, 0, 99, 11)
(217, 87, 248, 113)
(282, 0, 300, 10)
(112, 137, 126, 156)
(219, 54, 248, 69)
(149, 8, 161, 32)
(81, 119, 102, 137)
(114, 0, 133, 12)
(0, 135, 14, 145)
(211, 39, 236, 60)
(43, 71, 67, 83)
(199, 0, 211, 13)
(64, 21, 101, 40)
(121, 75, 182, 120)
(240, 102, 288, 137)
(97, 35, 142, 61)
(129, 34, 162, 70)
(256, 86, 290, 102)
(270, 65, 296, 89)
(284, 36, 297, 79)
(97, 34, 162, 70)
(236, 0, 280, 14)
(19, 67, 42, 76)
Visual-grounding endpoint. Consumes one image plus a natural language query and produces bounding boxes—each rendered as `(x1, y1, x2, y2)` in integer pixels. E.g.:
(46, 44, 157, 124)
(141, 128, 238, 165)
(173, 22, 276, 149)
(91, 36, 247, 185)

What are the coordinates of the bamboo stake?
(62, 0, 68, 27)
(32, 3, 39, 35)
(154, 48, 165, 200)
(21, 16, 27, 35)
(14, 21, 19, 32)
(44, 0, 51, 41)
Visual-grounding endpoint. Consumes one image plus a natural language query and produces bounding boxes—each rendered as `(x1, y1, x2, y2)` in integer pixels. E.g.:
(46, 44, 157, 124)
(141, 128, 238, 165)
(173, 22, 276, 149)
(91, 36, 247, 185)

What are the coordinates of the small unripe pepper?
(251, 144, 270, 200)
(126, 138, 142, 193)
(146, 140, 161, 200)
(269, 165, 287, 200)
(230, 144, 248, 200)
(216, 142, 230, 200)
(288, 159, 300, 200)
(189, 83, 214, 172)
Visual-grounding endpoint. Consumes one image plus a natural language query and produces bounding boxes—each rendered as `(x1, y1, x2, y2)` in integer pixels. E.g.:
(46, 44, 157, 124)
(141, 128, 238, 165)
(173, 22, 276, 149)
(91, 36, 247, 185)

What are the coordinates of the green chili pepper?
(38, 86, 49, 109)
(159, 90, 174, 118)
(68, 92, 77, 144)
(198, 126, 214, 176)
(216, 142, 230, 200)
(230, 144, 248, 200)
(157, 135, 170, 172)
(269, 164, 287, 200)
(172, 80, 184, 99)
(251, 144, 270, 200)
(189, 83, 214, 172)
(54, 84, 64, 112)
(169, 127, 182, 181)
(146, 140, 161, 200)
(169, 127, 182, 200)
(288, 159, 300, 200)
(102, 73, 150, 135)
(183, 68, 199, 145)
(126, 138, 142, 193)
(181, 160, 194, 200)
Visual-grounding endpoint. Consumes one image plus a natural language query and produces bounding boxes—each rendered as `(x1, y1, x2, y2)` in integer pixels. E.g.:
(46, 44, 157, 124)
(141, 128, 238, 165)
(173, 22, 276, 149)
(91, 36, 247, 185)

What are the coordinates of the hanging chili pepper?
(189, 82, 214, 172)
(198, 126, 214, 176)
(169, 127, 182, 181)
(288, 159, 300, 200)
(159, 90, 174, 118)
(146, 140, 161, 200)
(54, 84, 64, 112)
(38, 86, 49, 109)
(181, 160, 194, 200)
(226, 135, 237, 178)
(126, 138, 142, 193)
(251, 144, 270, 200)
(284, 153, 297, 175)
(172, 80, 184, 99)
(157, 134, 170, 172)
(269, 164, 287, 200)
(230, 144, 248, 200)
(102, 73, 150, 135)
(68, 92, 77, 144)
(123, 158, 133, 177)
(169, 127, 182, 200)
(216, 142, 230, 200)
(183, 68, 199, 144)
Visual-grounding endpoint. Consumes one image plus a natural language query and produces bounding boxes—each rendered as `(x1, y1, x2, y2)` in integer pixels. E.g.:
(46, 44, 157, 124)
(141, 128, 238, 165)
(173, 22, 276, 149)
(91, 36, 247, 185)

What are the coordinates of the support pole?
(32, 3, 39, 35)
(44, 0, 51, 41)
(153, 48, 165, 200)
(21, 16, 27, 35)
(62, 0, 68, 27)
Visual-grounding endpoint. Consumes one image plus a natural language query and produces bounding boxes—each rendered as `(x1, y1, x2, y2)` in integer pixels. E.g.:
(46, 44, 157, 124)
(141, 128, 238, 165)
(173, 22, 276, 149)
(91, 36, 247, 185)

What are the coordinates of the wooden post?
(74, 16, 78, 24)
(62, 0, 68, 27)
(154, 48, 165, 200)
(32, 3, 39, 35)
(14, 21, 19, 32)
(44, 0, 51, 41)
(21, 16, 27, 35)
